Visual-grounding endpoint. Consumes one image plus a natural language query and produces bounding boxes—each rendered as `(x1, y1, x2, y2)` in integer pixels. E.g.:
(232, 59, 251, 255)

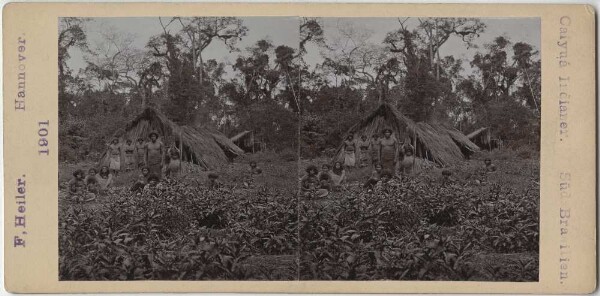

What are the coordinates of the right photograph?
(298, 17, 540, 281)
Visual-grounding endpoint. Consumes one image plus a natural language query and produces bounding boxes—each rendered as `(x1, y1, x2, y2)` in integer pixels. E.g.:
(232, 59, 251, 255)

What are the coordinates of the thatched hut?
(230, 130, 266, 153)
(335, 103, 479, 167)
(467, 127, 502, 151)
(100, 108, 243, 170)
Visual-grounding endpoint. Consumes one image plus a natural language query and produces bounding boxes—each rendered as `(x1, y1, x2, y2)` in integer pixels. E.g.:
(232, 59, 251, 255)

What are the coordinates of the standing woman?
(379, 128, 398, 174)
(135, 138, 146, 169)
(343, 134, 357, 169)
(123, 139, 136, 171)
(370, 134, 381, 165)
(357, 135, 370, 167)
(145, 131, 164, 179)
(107, 138, 122, 176)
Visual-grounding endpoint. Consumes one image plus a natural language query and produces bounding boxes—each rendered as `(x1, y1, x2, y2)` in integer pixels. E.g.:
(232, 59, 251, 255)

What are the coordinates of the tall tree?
(58, 17, 89, 115)
(175, 17, 248, 85)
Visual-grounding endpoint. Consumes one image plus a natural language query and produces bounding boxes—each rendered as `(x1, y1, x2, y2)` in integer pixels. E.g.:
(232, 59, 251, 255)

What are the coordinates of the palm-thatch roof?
(231, 130, 251, 142)
(442, 124, 480, 154)
(466, 127, 500, 150)
(336, 103, 479, 167)
(466, 127, 488, 139)
(100, 108, 243, 170)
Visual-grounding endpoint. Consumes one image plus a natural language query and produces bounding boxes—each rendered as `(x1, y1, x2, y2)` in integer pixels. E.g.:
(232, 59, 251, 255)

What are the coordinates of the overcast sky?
(66, 17, 540, 77)
(67, 17, 300, 76)
(302, 17, 540, 75)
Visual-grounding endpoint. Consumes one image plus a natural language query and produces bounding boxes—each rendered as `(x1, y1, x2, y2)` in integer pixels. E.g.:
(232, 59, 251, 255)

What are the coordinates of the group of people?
(67, 166, 115, 202)
(300, 162, 347, 198)
(106, 130, 182, 179)
(342, 128, 416, 174)
(68, 130, 185, 202)
(301, 128, 416, 198)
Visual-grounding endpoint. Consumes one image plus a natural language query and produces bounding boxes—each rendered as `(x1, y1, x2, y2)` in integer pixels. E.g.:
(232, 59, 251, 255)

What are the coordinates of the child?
(68, 169, 86, 201)
(85, 168, 100, 196)
(374, 169, 395, 189)
(301, 165, 321, 198)
(143, 174, 161, 191)
(208, 172, 223, 190)
(69, 169, 95, 202)
(484, 158, 497, 172)
(165, 147, 182, 178)
(249, 161, 262, 175)
(441, 169, 453, 185)
(244, 161, 262, 188)
(318, 171, 332, 191)
(399, 146, 415, 175)
(131, 167, 150, 192)
(363, 163, 383, 190)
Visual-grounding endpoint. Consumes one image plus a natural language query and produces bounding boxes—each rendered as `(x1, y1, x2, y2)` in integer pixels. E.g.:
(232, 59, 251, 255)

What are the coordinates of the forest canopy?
(58, 17, 540, 162)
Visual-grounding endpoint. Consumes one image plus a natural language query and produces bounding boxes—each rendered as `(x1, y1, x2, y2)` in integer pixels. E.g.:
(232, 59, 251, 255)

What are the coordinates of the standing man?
(146, 130, 164, 179)
(379, 128, 398, 174)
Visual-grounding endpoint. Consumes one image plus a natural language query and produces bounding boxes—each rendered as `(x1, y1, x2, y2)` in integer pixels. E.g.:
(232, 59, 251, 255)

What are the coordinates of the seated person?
(329, 161, 346, 191)
(317, 164, 331, 180)
(69, 169, 95, 202)
(143, 174, 161, 191)
(244, 161, 262, 188)
(318, 171, 333, 191)
(363, 163, 383, 190)
(96, 166, 114, 195)
(375, 169, 395, 189)
(301, 165, 328, 198)
(208, 172, 223, 190)
(131, 167, 151, 192)
(68, 169, 86, 199)
(249, 161, 262, 175)
(484, 158, 497, 173)
(441, 169, 455, 185)
(85, 168, 100, 195)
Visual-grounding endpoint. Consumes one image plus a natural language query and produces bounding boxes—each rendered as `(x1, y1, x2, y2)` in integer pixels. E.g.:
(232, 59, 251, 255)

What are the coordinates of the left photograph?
(58, 17, 300, 280)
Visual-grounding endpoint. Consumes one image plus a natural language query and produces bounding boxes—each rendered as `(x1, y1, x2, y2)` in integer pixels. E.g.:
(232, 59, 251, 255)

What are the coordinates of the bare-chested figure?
(145, 131, 164, 179)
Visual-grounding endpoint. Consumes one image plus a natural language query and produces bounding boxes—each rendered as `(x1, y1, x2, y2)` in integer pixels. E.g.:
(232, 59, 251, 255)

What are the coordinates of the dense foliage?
(300, 166, 539, 281)
(59, 179, 298, 280)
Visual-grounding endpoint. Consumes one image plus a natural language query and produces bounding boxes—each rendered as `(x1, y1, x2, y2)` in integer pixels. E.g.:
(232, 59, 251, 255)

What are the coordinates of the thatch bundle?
(100, 108, 243, 170)
(336, 103, 479, 167)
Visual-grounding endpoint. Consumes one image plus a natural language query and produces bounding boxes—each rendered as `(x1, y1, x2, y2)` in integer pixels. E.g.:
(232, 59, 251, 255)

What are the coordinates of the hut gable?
(230, 130, 266, 153)
(336, 103, 479, 167)
(467, 127, 501, 150)
(102, 108, 243, 170)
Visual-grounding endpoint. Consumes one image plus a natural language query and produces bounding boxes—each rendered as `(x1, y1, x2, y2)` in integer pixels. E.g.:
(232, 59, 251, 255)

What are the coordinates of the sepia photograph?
(58, 15, 540, 282)
(3, 1, 597, 293)
(58, 16, 300, 280)
(298, 17, 540, 281)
